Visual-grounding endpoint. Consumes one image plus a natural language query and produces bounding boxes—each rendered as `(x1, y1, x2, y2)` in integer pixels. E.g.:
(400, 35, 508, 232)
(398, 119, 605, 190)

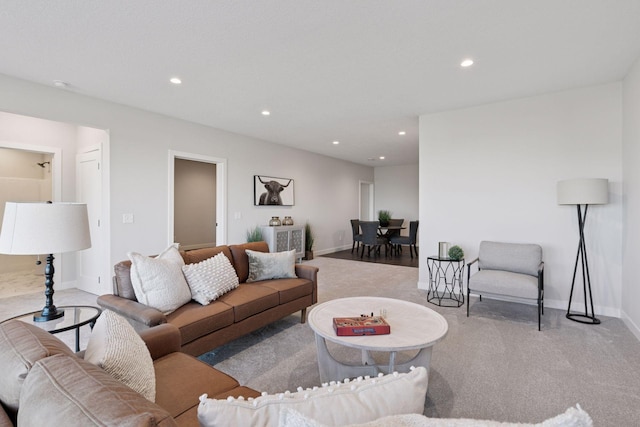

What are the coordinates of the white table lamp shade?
(0, 202, 91, 255)
(557, 178, 609, 205)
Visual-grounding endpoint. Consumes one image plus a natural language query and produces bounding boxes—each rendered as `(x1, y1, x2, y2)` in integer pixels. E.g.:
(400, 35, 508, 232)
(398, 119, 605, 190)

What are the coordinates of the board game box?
(333, 315, 390, 336)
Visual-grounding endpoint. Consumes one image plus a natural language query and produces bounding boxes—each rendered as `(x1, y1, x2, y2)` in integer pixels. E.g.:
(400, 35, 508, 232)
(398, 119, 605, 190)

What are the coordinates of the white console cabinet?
(260, 225, 305, 261)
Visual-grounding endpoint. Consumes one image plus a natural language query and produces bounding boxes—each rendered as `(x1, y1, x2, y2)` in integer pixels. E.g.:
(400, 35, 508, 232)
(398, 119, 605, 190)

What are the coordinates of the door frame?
(168, 150, 227, 246)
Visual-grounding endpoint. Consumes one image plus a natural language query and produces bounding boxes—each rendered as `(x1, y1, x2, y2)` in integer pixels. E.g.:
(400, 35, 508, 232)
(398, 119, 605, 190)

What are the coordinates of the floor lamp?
(0, 202, 91, 322)
(557, 178, 608, 325)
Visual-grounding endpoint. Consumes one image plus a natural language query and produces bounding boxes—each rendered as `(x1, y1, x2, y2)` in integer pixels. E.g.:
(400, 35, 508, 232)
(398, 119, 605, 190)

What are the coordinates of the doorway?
(0, 144, 60, 298)
(168, 151, 227, 247)
(359, 181, 374, 220)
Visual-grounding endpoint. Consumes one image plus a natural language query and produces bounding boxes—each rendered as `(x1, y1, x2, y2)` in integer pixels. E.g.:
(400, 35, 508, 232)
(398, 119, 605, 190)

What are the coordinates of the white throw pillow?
(182, 252, 239, 305)
(128, 243, 192, 314)
(197, 366, 428, 427)
(84, 310, 156, 402)
(245, 249, 297, 283)
(279, 405, 593, 427)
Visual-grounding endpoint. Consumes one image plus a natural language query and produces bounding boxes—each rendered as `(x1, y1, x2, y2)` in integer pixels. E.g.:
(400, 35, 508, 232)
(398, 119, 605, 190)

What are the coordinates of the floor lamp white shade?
(557, 178, 609, 205)
(0, 202, 91, 321)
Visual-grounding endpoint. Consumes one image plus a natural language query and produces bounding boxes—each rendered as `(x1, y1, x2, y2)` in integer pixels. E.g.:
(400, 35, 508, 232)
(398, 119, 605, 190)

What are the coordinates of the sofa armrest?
(139, 324, 182, 360)
(0, 404, 13, 427)
(295, 264, 319, 303)
(97, 294, 167, 327)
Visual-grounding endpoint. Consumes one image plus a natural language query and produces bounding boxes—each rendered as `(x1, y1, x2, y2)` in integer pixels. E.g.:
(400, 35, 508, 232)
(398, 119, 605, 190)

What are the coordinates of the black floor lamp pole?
(566, 204, 600, 324)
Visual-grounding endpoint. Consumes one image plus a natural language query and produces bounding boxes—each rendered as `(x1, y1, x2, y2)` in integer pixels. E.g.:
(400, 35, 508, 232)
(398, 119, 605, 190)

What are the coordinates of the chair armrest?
(466, 257, 479, 283)
(538, 261, 544, 291)
(538, 261, 544, 275)
(96, 294, 167, 327)
(139, 323, 182, 360)
(295, 264, 319, 304)
(467, 257, 479, 267)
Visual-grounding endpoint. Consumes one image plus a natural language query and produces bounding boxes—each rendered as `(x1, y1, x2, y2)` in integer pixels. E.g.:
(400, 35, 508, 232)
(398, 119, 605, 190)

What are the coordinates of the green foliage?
(246, 225, 263, 242)
(305, 222, 315, 251)
(378, 210, 392, 223)
(448, 245, 464, 260)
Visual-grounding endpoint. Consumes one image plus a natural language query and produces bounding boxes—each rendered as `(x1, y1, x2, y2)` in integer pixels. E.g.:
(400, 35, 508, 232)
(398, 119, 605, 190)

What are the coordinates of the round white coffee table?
(308, 296, 448, 382)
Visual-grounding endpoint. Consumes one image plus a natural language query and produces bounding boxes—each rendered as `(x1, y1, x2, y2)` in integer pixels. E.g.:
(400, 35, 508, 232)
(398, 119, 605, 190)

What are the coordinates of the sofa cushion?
(18, 354, 176, 427)
(129, 243, 192, 315)
(468, 270, 540, 300)
(229, 241, 270, 283)
(246, 249, 297, 282)
(478, 241, 542, 277)
(84, 310, 156, 402)
(182, 252, 239, 305)
(154, 351, 259, 420)
(0, 320, 75, 417)
(261, 277, 314, 304)
(217, 283, 280, 322)
(166, 301, 234, 344)
(198, 366, 428, 427)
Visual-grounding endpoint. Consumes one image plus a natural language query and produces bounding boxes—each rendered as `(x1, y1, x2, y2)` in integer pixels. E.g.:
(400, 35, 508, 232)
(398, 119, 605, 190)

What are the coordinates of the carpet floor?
(200, 257, 640, 427)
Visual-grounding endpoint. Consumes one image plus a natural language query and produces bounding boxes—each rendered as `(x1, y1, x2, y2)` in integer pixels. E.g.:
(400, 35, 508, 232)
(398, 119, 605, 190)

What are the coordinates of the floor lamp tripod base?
(566, 312, 600, 325)
(566, 204, 600, 326)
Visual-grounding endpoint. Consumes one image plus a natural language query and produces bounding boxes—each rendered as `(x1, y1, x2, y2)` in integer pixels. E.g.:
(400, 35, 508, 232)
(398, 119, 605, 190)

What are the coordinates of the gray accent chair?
(467, 241, 544, 330)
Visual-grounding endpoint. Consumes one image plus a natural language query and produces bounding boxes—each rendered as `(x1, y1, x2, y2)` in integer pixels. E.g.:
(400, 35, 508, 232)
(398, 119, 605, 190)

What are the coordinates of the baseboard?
(621, 311, 640, 341)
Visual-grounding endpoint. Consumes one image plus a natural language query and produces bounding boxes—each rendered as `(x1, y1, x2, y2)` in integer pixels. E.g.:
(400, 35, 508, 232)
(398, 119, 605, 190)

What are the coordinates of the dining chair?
(389, 220, 419, 258)
(359, 221, 388, 258)
(350, 219, 363, 253)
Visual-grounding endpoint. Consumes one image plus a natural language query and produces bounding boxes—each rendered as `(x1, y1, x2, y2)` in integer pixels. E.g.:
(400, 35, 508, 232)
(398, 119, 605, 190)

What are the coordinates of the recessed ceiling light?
(170, 77, 182, 84)
(52, 80, 69, 88)
(398, 131, 406, 136)
(379, 156, 385, 160)
(261, 110, 271, 116)
(333, 141, 340, 145)
(460, 59, 474, 67)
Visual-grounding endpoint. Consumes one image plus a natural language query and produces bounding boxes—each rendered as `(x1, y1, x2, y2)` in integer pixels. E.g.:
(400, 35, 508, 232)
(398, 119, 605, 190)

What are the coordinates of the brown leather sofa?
(0, 319, 259, 426)
(97, 241, 319, 356)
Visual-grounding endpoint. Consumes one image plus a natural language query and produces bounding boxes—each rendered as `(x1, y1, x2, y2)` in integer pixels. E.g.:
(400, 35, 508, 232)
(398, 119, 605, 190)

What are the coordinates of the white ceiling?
(1, 1, 640, 166)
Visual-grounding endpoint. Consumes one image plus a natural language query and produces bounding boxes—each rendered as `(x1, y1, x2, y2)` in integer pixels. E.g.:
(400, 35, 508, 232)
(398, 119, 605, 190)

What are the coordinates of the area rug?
(199, 257, 640, 427)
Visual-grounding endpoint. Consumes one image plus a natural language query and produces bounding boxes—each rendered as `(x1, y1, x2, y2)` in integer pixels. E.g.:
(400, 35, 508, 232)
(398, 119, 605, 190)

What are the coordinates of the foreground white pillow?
(128, 243, 192, 314)
(279, 405, 593, 427)
(246, 249, 297, 282)
(84, 310, 156, 402)
(182, 252, 239, 305)
(198, 366, 428, 427)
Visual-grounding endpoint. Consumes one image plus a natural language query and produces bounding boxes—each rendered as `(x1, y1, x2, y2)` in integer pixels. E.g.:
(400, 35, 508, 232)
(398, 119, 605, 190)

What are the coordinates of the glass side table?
(1, 305, 101, 352)
(426, 256, 465, 307)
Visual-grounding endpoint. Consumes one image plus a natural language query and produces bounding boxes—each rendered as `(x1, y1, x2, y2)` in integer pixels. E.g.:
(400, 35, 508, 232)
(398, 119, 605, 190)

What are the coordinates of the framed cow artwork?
(254, 175, 295, 206)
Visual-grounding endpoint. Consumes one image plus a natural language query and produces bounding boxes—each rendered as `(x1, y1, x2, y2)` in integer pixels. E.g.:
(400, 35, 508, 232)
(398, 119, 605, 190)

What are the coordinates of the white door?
(76, 150, 104, 295)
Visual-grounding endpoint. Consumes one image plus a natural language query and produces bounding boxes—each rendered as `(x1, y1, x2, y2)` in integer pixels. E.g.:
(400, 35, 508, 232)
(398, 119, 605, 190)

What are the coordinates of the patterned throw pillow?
(84, 310, 156, 402)
(182, 252, 240, 305)
(128, 243, 192, 315)
(245, 249, 297, 282)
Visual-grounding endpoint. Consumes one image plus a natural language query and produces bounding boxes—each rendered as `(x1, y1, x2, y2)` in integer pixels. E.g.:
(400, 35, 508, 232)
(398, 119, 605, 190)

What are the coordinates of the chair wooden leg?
(351, 241, 356, 253)
(409, 245, 414, 259)
(301, 308, 307, 324)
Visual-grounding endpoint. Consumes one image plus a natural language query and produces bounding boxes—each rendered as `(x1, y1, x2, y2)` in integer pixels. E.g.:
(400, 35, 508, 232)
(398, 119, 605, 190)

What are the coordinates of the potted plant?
(246, 225, 263, 243)
(378, 210, 392, 227)
(304, 222, 315, 260)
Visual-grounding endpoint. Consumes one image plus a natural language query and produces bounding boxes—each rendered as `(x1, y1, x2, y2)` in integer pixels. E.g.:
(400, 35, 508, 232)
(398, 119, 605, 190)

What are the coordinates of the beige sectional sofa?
(97, 241, 319, 356)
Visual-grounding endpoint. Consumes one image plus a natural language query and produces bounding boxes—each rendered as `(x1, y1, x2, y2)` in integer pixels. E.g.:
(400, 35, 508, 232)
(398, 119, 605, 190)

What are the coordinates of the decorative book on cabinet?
(260, 225, 305, 260)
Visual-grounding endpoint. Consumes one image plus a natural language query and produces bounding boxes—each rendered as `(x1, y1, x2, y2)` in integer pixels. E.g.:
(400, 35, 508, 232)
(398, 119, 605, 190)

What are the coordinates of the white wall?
(622, 57, 640, 338)
(419, 83, 623, 317)
(0, 74, 373, 272)
(374, 164, 419, 237)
